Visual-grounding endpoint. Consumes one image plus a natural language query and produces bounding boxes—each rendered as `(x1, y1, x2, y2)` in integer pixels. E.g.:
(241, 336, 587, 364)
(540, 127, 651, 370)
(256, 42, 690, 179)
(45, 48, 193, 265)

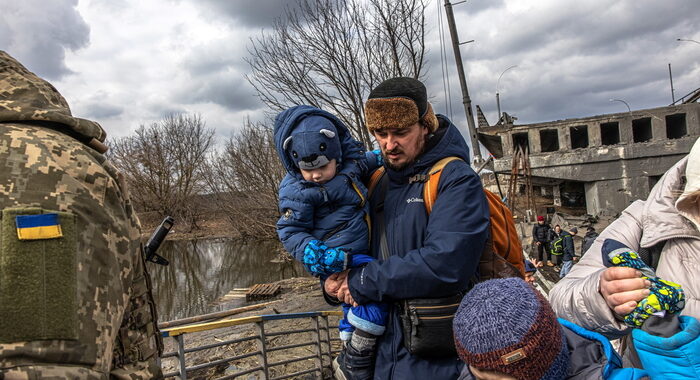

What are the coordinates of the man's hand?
(324, 270, 356, 306)
(536, 241, 541, 246)
(324, 271, 347, 298)
(599, 267, 651, 317)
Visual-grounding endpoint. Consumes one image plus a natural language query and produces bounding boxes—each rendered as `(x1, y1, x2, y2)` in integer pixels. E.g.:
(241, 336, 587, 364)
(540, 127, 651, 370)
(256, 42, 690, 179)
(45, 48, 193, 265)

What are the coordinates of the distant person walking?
(532, 216, 552, 267)
(549, 224, 565, 267)
(559, 227, 577, 278)
(581, 226, 599, 256)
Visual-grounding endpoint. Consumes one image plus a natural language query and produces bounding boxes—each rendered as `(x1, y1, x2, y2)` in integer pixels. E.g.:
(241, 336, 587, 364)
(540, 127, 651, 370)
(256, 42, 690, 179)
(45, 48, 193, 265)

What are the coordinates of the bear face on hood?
(283, 115, 342, 170)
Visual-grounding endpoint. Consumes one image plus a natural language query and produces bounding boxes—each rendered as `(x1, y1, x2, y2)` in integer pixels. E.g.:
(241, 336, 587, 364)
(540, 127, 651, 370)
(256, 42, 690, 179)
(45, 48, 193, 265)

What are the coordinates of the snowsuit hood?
(0, 50, 107, 153)
(274, 105, 363, 179)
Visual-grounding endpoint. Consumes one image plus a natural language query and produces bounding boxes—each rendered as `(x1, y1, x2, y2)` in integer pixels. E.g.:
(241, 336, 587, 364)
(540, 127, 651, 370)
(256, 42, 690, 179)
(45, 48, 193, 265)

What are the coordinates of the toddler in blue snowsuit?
(274, 105, 387, 375)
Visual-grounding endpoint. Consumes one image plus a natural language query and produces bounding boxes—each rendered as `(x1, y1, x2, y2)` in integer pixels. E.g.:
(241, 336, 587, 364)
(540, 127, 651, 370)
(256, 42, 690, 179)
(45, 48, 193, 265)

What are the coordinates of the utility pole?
(444, 0, 483, 164)
(669, 63, 675, 104)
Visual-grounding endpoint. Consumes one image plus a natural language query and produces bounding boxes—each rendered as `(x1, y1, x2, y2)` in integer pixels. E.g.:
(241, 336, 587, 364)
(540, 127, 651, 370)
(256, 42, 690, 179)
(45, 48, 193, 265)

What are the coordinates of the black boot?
(333, 343, 375, 380)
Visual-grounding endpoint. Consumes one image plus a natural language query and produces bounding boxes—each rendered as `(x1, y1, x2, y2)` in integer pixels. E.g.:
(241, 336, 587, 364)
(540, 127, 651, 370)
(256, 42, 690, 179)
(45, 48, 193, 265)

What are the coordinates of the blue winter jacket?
(275, 105, 372, 261)
(632, 316, 700, 380)
(347, 116, 490, 379)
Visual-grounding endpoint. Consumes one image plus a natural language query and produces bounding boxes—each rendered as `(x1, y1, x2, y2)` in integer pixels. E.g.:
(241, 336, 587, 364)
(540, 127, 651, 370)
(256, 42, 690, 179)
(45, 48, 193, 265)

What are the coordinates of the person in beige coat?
(549, 140, 700, 355)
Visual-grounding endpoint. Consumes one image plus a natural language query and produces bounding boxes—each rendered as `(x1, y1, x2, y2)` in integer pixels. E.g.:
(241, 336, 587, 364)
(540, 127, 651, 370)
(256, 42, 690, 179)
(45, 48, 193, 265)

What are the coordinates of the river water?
(150, 238, 307, 322)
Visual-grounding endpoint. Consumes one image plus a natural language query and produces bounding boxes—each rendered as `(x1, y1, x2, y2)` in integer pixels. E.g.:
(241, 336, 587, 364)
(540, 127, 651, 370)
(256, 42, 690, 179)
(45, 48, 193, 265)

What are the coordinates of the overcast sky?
(2, 0, 699, 144)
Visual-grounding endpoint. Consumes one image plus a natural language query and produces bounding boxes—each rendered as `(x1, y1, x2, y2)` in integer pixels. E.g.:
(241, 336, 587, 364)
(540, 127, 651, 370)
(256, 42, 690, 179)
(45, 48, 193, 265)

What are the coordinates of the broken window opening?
(570, 125, 589, 149)
(560, 181, 586, 209)
(512, 132, 529, 154)
(600, 122, 620, 146)
(666, 113, 687, 139)
(540, 129, 559, 152)
(632, 118, 652, 143)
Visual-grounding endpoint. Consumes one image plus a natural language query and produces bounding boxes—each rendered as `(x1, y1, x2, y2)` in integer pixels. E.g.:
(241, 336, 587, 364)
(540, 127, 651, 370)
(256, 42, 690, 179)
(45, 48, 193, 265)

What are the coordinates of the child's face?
(524, 272, 536, 285)
(300, 159, 337, 184)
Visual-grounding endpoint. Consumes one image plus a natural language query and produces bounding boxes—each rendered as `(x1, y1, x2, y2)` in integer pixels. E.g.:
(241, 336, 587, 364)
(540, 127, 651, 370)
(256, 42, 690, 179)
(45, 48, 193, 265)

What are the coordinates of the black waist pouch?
(399, 293, 463, 358)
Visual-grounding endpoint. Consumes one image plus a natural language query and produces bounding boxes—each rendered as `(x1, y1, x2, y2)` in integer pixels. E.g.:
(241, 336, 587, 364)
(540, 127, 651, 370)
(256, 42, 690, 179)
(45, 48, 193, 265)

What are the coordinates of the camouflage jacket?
(0, 51, 162, 379)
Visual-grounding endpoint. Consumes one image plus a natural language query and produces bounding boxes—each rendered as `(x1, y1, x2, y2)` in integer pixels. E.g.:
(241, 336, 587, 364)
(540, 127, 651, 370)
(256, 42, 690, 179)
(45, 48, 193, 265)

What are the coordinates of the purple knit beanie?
(453, 278, 569, 380)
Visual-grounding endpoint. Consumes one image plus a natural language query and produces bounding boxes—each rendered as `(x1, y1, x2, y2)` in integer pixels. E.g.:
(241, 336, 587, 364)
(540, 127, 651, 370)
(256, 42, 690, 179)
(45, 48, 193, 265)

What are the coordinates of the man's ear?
(420, 123, 430, 138)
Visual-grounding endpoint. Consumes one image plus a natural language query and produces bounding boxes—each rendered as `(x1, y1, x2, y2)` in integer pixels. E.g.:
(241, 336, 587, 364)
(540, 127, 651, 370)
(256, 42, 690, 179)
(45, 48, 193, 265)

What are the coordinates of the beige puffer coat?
(549, 155, 700, 339)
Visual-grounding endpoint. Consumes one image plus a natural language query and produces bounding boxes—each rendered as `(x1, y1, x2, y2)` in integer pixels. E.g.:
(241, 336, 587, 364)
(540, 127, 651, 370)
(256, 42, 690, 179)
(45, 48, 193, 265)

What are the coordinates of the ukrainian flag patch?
(15, 213, 63, 240)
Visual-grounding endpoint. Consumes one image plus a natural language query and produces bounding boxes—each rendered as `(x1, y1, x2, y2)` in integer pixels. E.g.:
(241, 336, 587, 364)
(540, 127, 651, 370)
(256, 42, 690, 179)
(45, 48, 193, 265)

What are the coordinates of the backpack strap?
(368, 167, 386, 198)
(423, 157, 463, 214)
(366, 167, 391, 260)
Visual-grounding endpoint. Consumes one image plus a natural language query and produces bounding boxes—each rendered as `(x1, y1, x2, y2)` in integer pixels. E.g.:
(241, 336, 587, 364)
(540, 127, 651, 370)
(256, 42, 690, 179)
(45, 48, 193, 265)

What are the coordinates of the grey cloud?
(158, 108, 188, 119)
(192, 77, 260, 111)
(195, 0, 299, 28)
(174, 72, 261, 112)
(1, 0, 90, 79)
(453, 0, 505, 16)
(83, 102, 124, 120)
(182, 43, 248, 76)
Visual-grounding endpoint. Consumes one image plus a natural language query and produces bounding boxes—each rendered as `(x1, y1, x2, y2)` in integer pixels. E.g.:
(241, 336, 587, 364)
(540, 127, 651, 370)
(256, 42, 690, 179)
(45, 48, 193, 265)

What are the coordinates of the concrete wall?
(584, 176, 650, 216)
(486, 102, 700, 216)
(493, 102, 700, 159)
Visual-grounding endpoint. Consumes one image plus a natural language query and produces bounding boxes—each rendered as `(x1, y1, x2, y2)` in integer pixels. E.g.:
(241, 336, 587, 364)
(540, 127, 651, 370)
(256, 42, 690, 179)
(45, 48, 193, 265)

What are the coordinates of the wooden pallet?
(246, 283, 281, 302)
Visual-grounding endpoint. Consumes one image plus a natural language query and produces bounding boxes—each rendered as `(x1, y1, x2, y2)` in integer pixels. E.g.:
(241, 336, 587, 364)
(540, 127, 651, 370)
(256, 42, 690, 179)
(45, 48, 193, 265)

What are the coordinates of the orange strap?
(367, 157, 462, 214)
(423, 157, 462, 214)
(367, 167, 386, 198)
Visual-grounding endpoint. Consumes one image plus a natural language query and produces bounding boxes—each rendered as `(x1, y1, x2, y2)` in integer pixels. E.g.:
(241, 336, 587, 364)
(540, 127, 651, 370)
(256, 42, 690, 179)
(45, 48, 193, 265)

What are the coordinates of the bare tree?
(246, 0, 427, 147)
(109, 114, 215, 230)
(204, 119, 285, 238)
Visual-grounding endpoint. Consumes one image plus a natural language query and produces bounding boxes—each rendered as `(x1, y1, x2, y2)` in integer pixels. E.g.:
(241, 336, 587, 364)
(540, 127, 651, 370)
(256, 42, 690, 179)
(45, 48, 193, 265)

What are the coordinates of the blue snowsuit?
(345, 116, 491, 379)
(632, 315, 700, 379)
(274, 105, 387, 339)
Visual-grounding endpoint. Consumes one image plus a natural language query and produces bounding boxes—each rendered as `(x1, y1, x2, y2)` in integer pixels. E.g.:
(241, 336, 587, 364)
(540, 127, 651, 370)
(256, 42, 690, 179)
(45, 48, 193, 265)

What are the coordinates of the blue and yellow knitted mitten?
(602, 239, 685, 328)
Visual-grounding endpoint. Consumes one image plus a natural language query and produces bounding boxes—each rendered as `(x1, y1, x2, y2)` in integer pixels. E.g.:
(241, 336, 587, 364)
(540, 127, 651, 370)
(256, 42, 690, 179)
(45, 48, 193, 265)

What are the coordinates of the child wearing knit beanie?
(453, 278, 648, 380)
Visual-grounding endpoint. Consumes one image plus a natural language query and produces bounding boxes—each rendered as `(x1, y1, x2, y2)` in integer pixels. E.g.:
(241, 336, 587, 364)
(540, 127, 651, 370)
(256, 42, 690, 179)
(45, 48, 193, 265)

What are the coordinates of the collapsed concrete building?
(478, 102, 700, 217)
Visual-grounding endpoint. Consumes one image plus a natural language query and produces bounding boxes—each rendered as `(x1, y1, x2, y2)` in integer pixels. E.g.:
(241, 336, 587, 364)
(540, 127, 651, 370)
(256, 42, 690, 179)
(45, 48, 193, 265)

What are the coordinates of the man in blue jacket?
(325, 77, 490, 379)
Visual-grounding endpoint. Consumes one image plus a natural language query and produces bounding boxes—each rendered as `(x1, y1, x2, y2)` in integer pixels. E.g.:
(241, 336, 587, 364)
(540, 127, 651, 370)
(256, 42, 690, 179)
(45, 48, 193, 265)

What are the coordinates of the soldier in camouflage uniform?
(0, 51, 162, 379)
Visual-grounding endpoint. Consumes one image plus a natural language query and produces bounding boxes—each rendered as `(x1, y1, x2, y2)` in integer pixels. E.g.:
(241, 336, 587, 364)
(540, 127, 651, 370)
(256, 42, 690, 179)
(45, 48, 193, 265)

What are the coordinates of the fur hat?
(364, 77, 439, 133)
(283, 115, 341, 170)
(453, 278, 569, 380)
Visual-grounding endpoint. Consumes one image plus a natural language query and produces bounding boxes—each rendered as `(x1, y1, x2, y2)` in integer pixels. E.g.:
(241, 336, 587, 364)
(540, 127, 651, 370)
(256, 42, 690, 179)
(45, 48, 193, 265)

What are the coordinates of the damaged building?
(478, 102, 700, 217)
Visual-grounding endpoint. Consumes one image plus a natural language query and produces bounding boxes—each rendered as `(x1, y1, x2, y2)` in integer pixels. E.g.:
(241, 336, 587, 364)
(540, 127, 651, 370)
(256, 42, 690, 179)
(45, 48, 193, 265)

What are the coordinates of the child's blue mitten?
(372, 149, 384, 167)
(303, 240, 347, 277)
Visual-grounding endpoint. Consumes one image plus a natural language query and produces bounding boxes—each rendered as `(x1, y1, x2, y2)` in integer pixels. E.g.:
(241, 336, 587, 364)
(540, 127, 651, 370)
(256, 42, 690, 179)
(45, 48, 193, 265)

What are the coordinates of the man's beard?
(383, 138, 426, 171)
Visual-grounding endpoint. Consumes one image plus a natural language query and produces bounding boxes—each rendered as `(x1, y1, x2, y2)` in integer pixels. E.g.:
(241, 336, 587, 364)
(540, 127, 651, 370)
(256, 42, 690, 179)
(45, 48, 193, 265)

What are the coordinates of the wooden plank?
(158, 300, 280, 329)
(246, 283, 281, 302)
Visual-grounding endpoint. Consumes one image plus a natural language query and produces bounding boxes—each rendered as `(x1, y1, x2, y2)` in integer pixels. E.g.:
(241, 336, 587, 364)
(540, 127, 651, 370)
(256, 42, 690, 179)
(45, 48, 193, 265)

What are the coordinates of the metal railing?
(160, 310, 343, 380)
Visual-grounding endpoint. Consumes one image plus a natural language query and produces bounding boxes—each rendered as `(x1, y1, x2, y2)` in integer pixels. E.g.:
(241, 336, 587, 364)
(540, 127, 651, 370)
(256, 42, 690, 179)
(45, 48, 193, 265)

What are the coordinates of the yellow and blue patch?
(15, 213, 63, 240)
